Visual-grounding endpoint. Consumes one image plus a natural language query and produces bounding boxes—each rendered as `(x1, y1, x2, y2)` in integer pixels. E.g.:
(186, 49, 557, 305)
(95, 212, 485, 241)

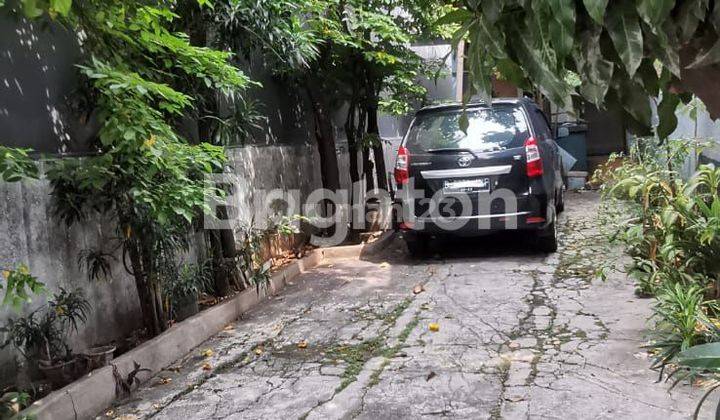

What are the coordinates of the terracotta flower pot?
(173, 293, 199, 322)
(38, 358, 77, 389)
(83, 345, 117, 370)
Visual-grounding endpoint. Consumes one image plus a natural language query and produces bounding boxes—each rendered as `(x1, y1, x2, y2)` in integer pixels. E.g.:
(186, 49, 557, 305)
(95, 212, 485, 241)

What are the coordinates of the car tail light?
(394, 146, 409, 185)
(525, 137, 543, 178)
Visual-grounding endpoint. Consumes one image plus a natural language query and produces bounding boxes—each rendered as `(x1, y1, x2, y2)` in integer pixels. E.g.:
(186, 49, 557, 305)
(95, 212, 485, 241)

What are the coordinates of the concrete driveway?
(103, 192, 707, 419)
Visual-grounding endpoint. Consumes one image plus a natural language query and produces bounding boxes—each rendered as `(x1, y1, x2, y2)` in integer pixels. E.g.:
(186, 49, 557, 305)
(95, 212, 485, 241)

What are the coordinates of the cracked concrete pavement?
(100, 192, 712, 419)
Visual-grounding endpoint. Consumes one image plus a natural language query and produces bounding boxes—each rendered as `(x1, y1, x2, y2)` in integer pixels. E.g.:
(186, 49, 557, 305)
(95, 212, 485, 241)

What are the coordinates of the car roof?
(415, 97, 535, 115)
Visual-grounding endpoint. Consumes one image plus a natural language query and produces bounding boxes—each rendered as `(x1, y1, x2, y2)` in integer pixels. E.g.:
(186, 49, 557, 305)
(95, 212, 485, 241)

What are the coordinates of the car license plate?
(443, 178, 489, 193)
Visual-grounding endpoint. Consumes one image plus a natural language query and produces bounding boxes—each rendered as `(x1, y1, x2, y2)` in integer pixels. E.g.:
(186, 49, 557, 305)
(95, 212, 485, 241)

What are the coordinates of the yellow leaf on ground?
(297, 340, 308, 349)
(254, 347, 264, 355)
(429, 323, 440, 332)
(202, 363, 212, 371)
(379, 262, 390, 268)
(201, 349, 214, 358)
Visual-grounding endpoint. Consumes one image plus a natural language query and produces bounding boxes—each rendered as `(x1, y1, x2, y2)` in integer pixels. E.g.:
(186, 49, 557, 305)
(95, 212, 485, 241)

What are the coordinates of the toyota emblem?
(457, 155, 473, 167)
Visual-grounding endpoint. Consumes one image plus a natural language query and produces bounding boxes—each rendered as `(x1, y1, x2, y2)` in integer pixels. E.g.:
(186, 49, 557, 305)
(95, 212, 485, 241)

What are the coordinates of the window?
(405, 106, 530, 152)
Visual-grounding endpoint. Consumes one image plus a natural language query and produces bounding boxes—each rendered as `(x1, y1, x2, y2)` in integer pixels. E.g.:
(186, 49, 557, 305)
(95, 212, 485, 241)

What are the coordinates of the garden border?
(20, 231, 396, 420)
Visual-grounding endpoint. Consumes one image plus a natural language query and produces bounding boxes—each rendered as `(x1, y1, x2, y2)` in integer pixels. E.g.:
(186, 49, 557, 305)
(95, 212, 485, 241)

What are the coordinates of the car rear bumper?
(393, 193, 552, 236)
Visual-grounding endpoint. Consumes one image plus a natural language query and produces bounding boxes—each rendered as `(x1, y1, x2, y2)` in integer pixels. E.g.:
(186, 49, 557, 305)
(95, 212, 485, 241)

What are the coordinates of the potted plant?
(1, 288, 91, 388)
(83, 344, 116, 370)
(167, 263, 209, 322)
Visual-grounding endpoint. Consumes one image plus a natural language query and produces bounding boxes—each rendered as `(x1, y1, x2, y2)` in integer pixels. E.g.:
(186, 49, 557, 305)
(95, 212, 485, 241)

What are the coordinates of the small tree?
(3, 0, 253, 336)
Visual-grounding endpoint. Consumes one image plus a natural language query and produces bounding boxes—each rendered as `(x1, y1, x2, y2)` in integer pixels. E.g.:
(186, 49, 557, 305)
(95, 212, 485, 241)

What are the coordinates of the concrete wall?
(0, 12, 93, 154)
(0, 143, 323, 385)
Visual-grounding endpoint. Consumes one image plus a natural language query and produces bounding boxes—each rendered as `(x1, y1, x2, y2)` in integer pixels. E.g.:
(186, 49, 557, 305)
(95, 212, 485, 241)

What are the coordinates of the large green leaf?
(676, 0, 709, 42)
(528, 0, 557, 67)
(21, 0, 44, 18)
(50, 0, 72, 16)
(466, 23, 494, 102)
(635, 59, 660, 96)
(482, 0, 503, 23)
(637, 0, 674, 26)
(618, 77, 651, 126)
(512, 27, 572, 109)
(548, 0, 576, 58)
(434, 9, 474, 26)
(606, 1, 644, 77)
(642, 21, 680, 77)
(687, 40, 720, 68)
(576, 27, 613, 106)
(471, 14, 506, 58)
(495, 58, 528, 89)
(582, 0, 608, 23)
(677, 342, 720, 369)
(656, 90, 680, 140)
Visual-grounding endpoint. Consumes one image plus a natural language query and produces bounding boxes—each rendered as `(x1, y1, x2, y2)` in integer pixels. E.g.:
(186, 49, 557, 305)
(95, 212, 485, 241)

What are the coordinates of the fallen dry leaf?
(223, 324, 235, 331)
(379, 262, 390, 268)
(429, 323, 440, 332)
(412, 284, 425, 294)
(201, 348, 214, 358)
(202, 363, 212, 371)
(157, 377, 172, 385)
(297, 340, 308, 349)
(254, 347, 264, 355)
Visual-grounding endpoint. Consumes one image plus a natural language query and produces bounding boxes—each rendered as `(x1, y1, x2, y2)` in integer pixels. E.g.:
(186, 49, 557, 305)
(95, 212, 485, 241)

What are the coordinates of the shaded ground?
(101, 192, 709, 419)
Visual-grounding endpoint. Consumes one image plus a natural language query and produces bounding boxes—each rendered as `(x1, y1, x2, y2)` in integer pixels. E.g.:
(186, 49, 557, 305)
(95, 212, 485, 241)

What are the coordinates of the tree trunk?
(345, 101, 361, 188)
(124, 233, 165, 336)
(366, 104, 388, 193)
(305, 83, 341, 192)
(184, 15, 243, 297)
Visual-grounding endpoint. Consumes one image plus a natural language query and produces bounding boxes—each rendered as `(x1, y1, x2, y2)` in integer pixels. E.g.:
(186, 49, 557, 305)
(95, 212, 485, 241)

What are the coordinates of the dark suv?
(393, 98, 565, 256)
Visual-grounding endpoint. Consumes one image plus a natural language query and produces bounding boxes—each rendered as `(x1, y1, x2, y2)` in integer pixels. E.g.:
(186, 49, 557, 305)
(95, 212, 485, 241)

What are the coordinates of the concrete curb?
(20, 233, 394, 420)
(317, 230, 396, 260)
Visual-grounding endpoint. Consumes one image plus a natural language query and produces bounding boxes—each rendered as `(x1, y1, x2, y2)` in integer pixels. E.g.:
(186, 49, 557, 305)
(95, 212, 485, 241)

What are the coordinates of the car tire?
(404, 234, 429, 258)
(556, 185, 565, 214)
(536, 219, 558, 253)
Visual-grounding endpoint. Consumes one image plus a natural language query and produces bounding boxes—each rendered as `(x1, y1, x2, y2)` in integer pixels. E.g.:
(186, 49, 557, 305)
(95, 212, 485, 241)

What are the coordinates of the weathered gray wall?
(0, 12, 93, 153)
(0, 143, 323, 384)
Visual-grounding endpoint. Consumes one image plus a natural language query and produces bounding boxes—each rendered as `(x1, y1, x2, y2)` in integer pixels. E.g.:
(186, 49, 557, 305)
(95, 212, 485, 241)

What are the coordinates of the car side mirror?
(557, 127, 570, 138)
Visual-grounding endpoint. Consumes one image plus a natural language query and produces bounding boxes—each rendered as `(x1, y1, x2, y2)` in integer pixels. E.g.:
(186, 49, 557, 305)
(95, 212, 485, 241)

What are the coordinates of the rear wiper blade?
(426, 148, 479, 158)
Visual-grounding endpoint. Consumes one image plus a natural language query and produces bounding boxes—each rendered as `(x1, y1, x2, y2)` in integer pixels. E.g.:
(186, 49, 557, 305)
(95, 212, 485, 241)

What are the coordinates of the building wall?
(0, 142, 323, 384)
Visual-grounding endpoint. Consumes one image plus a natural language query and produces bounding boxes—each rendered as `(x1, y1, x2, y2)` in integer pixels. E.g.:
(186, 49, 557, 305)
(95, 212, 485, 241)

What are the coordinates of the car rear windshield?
(404, 106, 529, 152)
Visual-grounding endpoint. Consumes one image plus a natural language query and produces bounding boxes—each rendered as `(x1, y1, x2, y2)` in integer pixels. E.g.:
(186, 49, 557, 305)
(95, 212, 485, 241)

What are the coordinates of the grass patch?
(327, 337, 385, 391)
(327, 300, 420, 392)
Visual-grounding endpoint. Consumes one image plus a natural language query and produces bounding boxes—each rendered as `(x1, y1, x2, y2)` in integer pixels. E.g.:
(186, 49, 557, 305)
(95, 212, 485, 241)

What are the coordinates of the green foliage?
(676, 343, 720, 419)
(0, 147, 38, 183)
(678, 342, 720, 369)
(650, 283, 720, 368)
(210, 0, 322, 71)
(1, 288, 90, 363)
(77, 248, 116, 282)
(1, 265, 47, 312)
(446, 0, 720, 137)
(0, 0, 253, 335)
(598, 138, 720, 376)
(0, 391, 30, 419)
(165, 262, 211, 301)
